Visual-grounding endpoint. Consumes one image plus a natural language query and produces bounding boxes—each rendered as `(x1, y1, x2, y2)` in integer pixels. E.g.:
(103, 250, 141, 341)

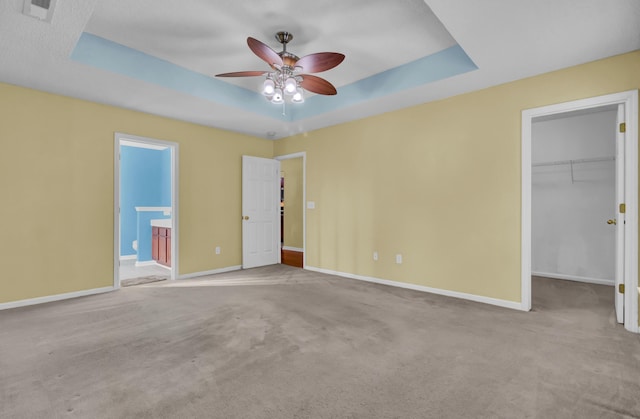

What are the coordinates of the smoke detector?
(23, 0, 57, 22)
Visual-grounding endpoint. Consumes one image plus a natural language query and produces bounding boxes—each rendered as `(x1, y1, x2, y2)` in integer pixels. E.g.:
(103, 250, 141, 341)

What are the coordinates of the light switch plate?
(307, 201, 316, 209)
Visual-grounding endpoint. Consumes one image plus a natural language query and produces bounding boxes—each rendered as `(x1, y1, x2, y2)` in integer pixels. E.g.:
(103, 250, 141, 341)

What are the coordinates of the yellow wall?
(274, 50, 640, 304)
(1, 50, 639, 315)
(281, 158, 304, 249)
(0, 83, 272, 303)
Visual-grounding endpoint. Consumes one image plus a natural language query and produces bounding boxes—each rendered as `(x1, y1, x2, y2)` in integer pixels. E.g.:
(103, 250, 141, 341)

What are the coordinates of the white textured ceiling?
(0, 0, 639, 139)
(85, 0, 456, 92)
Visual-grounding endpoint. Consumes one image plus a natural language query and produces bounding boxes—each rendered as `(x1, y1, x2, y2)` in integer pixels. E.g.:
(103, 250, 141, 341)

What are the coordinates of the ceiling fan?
(216, 31, 345, 104)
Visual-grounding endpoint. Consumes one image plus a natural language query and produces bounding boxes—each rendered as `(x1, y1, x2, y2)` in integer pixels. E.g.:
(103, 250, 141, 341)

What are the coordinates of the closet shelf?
(532, 156, 614, 167)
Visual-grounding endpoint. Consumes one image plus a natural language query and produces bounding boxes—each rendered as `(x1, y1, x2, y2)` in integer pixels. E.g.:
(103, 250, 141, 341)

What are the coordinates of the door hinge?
(619, 122, 626, 133)
(619, 203, 626, 214)
(618, 284, 625, 294)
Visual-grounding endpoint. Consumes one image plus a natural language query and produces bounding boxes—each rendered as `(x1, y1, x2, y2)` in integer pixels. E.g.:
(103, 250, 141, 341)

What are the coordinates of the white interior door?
(614, 105, 625, 323)
(242, 156, 280, 269)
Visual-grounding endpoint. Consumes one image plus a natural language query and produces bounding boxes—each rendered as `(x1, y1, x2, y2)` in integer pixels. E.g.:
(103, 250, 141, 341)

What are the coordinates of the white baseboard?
(131, 260, 171, 270)
(178, 265, 242, 280)
(120, 255, 137, 261)
(0, 286, 115, 311)
(135, 260, 157, 267)
(282, 246, 304, 252)
(305, 266, 525, 311)
(532, 271, 614, 286)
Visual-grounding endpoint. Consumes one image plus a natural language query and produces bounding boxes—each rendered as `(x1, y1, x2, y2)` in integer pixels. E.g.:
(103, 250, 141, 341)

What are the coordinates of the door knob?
(607, 219, 617, 225)
(243, 216, 250, 220)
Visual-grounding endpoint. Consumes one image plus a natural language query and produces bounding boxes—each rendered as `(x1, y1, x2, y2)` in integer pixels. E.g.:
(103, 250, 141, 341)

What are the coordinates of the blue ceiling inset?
(71, 33, 477, 122)
(290, 45, 477, 120)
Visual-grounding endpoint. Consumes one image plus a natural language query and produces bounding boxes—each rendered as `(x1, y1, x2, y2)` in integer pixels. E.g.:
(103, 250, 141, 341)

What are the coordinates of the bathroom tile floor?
(119, 259, 170, 281)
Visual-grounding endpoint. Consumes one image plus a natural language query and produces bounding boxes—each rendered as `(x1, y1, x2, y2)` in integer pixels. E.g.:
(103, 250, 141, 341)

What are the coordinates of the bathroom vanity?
(151, 219, 171, 267)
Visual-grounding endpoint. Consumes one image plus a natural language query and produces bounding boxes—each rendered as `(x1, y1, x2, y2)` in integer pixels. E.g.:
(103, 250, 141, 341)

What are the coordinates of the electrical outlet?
(215, 246, 221, 255)
(395, 254, 402, 264)
(373, 251, 379, 261)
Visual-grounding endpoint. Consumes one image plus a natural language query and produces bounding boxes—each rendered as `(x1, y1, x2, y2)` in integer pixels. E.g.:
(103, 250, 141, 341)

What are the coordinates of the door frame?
(521, 90, 638, 333)
(113, 133, 179, 288)
(275, 152, 307, 268)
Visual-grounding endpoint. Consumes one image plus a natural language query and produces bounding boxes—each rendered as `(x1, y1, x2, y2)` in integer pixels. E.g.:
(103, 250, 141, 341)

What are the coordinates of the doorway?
(521, 90, 638, 333)
(532, 107, 617, 286)
(241, 153, 306, 269)
(241, 155, 281, 268)
(278, 154, 305, 268)
(114, 133, 179, 288)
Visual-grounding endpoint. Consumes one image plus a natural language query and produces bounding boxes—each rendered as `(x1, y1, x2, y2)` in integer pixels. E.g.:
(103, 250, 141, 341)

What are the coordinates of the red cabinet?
(152, 227, 159, 261)
(152, 226, 171, 267)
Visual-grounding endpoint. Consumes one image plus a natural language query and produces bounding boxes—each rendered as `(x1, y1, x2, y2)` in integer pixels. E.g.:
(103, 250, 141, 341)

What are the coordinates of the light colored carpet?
(0, 266, 638, 418)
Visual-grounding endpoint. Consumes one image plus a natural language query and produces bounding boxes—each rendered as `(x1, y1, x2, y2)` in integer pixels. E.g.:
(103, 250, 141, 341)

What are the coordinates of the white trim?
(135, 206, 172, 213)
(521, 112, 533, 312)
(624, 92, 639, 333)
(178, 265, 242, 280)
(134, 260, 158, 267)
(522, 90, 639, 334)
(119, 254, 137, 261)
(115, 133, 180, 288)
(131, 260, 171, 269)
(150, 218, 172, 228)
(282, 246, 304, 252)
(120, 139, 168, 150)
(275, 152, 307, 268)
(114, 136, 120, 290)
(171, 139, 179, 283)
(305, 266, 524, 311)
(532, 272, 614, 286)
(0, 287, 114, 311)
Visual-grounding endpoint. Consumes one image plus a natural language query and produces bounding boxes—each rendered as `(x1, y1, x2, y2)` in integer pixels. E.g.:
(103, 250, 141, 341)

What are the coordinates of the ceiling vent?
(23, 0, 56, 22)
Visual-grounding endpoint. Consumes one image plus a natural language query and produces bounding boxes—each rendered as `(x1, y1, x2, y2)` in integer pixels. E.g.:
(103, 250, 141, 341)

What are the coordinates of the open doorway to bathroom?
(114, 133, 178, 288)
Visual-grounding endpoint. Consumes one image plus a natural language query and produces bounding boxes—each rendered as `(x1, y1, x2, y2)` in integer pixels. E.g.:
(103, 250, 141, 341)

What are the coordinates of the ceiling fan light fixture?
(215, 32, 343, 104)
(291, 89, 304, 103)
(284, 77, 297, 95)
(271, 88, 284, 104)
(262, 79, 275, 96)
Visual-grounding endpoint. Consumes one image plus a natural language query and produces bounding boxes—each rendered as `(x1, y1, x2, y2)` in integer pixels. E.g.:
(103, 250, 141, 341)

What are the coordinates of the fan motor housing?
(279, 52, 299, 67)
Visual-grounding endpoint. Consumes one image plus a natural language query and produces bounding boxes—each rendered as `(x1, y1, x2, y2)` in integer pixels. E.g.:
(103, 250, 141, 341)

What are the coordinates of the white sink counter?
(150, 219, 172, 228)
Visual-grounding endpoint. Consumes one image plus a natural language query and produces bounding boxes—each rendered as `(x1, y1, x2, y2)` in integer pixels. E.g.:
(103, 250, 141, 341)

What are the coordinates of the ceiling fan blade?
(300, 75, 337, 95)
(295, 52, 345, 73)
(247, 37, 283, 68)
(215, 71, 267, 77)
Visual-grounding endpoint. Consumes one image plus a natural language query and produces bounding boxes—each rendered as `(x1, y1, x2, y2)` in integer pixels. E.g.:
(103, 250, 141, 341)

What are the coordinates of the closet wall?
(532, 109, 617, 284)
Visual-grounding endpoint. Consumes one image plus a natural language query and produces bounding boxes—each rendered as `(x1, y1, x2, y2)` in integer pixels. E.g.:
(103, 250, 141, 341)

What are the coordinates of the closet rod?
(532, 156, 615, 168)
